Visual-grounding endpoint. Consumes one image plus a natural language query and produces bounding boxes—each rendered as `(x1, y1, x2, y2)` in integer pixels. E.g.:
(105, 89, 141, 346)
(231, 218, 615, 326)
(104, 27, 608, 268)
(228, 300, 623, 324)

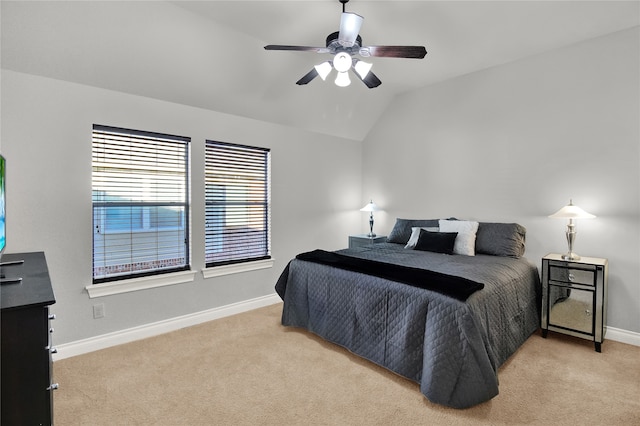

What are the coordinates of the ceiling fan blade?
(264, 45, 330, 54)
(296, 68, 319, 85)
(338, 12, 364, 47)
(354, 69, 382, 89)
(361, 46, 427, 59)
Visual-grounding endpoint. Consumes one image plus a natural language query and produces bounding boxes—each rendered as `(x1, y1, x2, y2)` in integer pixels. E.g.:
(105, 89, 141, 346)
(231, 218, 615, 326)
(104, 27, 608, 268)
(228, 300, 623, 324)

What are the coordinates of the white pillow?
(438, 220, 479, 256)
(405, 226, 439, 249)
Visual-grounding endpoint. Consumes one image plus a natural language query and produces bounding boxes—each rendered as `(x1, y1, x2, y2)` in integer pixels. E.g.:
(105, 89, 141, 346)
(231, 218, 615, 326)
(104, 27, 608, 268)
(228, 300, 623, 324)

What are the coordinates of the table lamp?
(549, 199, 595, 261)
(360, 200, 381, 237)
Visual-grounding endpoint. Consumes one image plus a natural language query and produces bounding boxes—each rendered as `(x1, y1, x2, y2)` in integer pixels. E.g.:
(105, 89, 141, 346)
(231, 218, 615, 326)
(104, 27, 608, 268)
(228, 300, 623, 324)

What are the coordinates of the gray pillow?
(387, 218, 440, 244)
(475, 222, 526, 258)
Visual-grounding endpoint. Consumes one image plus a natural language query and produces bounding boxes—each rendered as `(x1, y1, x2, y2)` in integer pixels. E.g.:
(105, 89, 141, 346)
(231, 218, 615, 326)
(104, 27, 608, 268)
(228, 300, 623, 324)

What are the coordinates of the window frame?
(204, 140, 271, 269)
(91, 124, 191, 284)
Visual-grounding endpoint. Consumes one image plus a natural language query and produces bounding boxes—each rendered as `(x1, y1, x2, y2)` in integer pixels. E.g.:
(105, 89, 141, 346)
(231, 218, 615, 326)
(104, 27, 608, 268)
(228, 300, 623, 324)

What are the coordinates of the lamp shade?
(333, 52, 352, 73)
(334, 71, 351, 87)
(549, 200, 595, 219)
(354, 60, 372, 79)
(360, 201, 380, 212)
(314, 62, 332, 80)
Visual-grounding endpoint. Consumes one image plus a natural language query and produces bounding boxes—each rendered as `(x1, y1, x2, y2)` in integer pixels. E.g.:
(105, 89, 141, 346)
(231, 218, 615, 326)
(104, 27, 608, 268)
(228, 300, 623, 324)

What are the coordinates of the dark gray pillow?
(414, 229, 458, 254)
(387, 218, 440, 244)
(475, 222, 526, 258)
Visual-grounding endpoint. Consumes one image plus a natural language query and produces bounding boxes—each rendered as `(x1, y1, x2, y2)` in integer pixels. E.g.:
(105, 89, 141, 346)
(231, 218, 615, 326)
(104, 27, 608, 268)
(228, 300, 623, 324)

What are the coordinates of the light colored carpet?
(54, 303, 640, 425)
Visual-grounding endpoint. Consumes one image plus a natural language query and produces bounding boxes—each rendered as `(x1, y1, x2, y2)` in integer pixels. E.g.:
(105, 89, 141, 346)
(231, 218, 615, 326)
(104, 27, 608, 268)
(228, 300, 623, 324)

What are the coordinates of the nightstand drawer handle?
(568, 273, 575, 282)
(49, 313, 56, 320)
(586, 310, 592, 316)
(47, 383, 59, 391)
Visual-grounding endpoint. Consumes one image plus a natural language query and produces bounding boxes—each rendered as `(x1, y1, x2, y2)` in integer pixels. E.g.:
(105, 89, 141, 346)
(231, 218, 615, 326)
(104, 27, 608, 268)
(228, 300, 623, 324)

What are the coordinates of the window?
(205, 141, 271, 267)
(92, 125, 190, 283)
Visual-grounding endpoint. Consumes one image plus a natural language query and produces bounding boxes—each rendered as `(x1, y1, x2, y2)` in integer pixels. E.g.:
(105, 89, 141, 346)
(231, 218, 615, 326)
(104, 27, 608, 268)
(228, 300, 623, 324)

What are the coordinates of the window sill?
(202, 258, 274, 279)
(85, 270, 197, 298)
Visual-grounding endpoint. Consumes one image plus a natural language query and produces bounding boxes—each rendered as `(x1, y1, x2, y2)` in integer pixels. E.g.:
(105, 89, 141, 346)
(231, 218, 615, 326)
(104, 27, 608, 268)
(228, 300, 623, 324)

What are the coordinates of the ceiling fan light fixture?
(354, 60, 372, 79)
(335, 71, 351, 87)
(314, 61, 332, 80)
(333, 52, 352, 73)
(264, 0, 428, 89)
(338, 12, 364, 47)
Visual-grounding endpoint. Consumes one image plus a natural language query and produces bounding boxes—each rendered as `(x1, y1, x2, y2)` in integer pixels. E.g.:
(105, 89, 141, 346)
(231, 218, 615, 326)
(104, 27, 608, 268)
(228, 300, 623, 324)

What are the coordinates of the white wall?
(0, 70, 362, 344)
(2, 25, 637, 345)
(362, 27, 640, 333)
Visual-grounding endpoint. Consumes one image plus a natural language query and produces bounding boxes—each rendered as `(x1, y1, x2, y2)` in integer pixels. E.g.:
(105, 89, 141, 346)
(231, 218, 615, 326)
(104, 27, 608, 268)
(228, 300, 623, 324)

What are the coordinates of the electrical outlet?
(93, 303, 105, 319)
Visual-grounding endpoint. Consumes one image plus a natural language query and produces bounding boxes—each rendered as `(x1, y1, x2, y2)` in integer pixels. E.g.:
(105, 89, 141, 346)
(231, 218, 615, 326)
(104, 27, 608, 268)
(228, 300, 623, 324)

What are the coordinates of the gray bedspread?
(275, 243, 541, 408)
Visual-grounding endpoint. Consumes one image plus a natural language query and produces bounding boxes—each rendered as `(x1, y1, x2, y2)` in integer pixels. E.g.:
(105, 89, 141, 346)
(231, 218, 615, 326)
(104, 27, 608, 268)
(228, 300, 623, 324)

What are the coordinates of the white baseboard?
(53, 293, 281, 361)
(606, 326, 640, 347)
(54, 294, 639, 361)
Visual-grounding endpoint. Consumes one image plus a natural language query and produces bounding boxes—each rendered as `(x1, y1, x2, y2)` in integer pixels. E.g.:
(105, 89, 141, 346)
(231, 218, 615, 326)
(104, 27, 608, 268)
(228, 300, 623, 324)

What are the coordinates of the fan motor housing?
(326, 31, 362, 53)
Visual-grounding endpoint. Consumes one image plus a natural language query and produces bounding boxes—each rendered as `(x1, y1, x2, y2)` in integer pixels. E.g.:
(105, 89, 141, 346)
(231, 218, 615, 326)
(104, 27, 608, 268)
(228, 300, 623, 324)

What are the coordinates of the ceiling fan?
(264, 0, 427, 89)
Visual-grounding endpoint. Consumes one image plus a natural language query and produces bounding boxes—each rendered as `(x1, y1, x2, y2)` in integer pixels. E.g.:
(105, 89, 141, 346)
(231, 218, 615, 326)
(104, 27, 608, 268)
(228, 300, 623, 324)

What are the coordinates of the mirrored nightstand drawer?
(549, 265, 595, 286)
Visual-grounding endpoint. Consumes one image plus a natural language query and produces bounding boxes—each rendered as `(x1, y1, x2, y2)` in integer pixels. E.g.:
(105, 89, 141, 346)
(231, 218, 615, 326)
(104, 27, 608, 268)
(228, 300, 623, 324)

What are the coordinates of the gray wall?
(1, 70, 362, 344)
(362, 27, 640, 333)
(2, 24, 638, 346)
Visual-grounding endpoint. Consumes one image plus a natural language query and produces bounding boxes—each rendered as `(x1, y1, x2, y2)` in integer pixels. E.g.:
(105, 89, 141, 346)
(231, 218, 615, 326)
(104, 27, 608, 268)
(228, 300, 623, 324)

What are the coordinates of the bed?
(275, 219, 541, 409)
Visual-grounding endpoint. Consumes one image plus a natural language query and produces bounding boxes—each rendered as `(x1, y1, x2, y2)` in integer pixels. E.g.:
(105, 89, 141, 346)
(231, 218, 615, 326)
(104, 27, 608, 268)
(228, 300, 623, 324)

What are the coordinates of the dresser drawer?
(549, 265, 595, 286)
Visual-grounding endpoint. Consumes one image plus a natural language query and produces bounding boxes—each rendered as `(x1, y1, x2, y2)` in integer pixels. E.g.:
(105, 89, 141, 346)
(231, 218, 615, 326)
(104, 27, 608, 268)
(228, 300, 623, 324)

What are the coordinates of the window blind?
(205, 140, 271, 266)
(92, 125, 190, 283)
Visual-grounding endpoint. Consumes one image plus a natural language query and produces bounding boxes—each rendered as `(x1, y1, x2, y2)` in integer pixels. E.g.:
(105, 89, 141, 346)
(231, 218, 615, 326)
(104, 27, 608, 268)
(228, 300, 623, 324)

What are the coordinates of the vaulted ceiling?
(2, 1, 638, 140)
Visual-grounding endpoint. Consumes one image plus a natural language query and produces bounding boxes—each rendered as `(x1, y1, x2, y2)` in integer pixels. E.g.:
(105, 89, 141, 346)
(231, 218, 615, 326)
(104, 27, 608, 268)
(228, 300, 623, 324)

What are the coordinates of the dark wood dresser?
(1, 251, 57, 425)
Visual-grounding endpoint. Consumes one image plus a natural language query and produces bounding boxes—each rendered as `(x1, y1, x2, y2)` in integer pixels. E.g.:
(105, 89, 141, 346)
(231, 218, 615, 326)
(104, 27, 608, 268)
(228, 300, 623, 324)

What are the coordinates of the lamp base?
(367, 232, 377, 238)
(562, 252, 581, 261)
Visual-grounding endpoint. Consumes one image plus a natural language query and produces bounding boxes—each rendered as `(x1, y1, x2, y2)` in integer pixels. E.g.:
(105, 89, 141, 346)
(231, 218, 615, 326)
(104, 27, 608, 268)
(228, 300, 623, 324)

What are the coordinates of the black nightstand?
(541, 253, 608, 352)
(348, 234, 387, 248)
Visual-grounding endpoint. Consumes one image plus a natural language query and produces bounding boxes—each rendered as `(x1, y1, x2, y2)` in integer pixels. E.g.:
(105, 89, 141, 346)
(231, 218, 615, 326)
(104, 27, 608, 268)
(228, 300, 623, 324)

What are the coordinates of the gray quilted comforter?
(275, 243, 541, 408)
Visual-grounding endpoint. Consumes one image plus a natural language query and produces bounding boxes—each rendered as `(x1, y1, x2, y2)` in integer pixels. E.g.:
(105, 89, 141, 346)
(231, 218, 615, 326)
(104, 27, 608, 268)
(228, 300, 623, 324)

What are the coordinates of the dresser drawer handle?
(49, 313, 57, 320)
(49, 327, 54, 334)
(47, 383, 59, 391)
(568, 273, 575, 282)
